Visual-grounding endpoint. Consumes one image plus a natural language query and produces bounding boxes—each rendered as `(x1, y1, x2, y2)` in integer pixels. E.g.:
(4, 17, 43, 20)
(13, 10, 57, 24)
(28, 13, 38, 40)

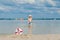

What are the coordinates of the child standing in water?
(28, 15, 32, 34)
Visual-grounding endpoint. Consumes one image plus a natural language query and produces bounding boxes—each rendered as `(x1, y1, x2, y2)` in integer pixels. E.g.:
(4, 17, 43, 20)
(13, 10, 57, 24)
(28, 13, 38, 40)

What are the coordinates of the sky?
(0, 0, 60, 18)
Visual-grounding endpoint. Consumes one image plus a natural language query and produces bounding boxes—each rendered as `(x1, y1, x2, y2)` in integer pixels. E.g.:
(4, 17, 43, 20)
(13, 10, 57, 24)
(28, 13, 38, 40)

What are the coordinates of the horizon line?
(0, 18, 60, 20)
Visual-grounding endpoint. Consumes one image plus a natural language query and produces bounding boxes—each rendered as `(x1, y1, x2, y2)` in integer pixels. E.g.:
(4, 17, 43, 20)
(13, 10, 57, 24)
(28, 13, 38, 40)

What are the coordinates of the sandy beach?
(0, 34, 60, 40)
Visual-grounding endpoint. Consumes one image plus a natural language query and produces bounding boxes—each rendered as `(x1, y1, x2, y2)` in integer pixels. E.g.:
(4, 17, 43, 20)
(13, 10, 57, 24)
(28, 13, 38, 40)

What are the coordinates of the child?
(28, 15, 32, 34)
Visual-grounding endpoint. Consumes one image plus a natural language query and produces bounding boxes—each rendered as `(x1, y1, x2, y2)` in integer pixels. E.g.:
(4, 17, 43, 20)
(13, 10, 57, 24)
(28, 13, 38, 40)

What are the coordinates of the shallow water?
(0, 20, 60, 34)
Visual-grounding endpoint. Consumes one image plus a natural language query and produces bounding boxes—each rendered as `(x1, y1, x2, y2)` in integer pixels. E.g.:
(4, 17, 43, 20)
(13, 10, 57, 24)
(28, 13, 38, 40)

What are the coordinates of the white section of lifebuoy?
(15, 27, 23, 35)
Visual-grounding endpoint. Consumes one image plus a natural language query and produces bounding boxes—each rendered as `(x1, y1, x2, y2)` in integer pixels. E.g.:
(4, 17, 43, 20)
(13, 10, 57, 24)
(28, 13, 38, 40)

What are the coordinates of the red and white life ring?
(15, 27, 23, 35)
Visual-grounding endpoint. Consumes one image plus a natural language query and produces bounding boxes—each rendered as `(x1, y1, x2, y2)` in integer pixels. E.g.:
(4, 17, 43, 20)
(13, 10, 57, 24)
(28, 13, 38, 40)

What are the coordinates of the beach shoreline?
(0, 34, 60, 40)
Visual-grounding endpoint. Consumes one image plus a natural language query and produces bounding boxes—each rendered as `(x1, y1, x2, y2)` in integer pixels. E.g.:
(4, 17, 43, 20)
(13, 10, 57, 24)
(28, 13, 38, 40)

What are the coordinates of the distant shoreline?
(0, 18, 60, 20)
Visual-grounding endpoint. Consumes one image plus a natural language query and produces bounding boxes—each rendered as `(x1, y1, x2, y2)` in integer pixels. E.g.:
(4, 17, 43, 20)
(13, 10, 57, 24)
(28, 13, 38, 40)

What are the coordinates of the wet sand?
(0, 34, 60, 40)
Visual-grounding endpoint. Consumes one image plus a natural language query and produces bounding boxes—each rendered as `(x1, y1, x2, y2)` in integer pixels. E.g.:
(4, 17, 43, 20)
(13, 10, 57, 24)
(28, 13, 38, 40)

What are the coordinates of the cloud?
(0, 7, 5, 11)
(36, 0, 45, 3)
(0, 0, 60, 17)
(46, 0, 56, 6)
(16, 7, 33, 13)
(40, 0, 45, 2)
(0, 5, 18, 12)
(20, 9, 32, 13)
(58, 10, 60, 13)
(13, 0, 35, 4)
(0, 6, 10, 12)
(57, 9, 60, 13)
(25, 0, 35, 4)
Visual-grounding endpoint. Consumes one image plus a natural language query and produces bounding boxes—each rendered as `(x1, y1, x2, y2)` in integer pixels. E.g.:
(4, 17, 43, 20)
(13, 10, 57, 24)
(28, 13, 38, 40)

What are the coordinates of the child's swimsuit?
(28, 22, 32, 25)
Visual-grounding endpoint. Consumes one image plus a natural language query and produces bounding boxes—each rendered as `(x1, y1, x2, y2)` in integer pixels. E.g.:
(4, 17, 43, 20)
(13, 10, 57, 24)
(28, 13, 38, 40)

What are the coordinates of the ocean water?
(0, 20, 60, 34)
